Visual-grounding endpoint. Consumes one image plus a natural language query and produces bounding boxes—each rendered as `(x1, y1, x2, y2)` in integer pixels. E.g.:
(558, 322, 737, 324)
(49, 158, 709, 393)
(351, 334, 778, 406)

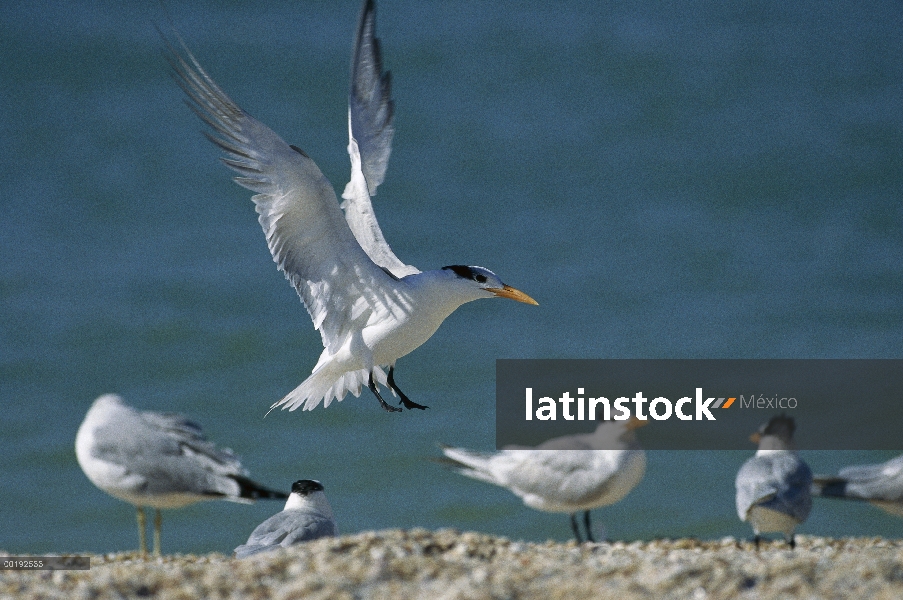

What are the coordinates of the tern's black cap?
(442, 265, 488, 283)
(291, 480, 325, 495)
(761, 413, 796, 438)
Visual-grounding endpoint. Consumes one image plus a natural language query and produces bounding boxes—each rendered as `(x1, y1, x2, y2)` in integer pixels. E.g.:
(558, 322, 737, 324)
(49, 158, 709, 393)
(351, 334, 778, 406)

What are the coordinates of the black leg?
(387, 366, 428, 410)
(753, 535, 761, 551)
(583, 511, 595, 543)
(788, 534, 795, 550)
(570, 513, 582, 543)
(369, 372, 402, 413)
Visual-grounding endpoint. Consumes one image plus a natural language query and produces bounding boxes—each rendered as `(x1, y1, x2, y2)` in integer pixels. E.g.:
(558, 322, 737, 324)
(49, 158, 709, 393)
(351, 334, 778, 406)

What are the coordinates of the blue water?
(2, 0, 902, 554)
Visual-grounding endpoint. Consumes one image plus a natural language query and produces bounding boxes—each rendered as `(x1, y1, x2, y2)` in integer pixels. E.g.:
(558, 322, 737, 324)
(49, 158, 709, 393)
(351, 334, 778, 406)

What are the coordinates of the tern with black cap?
(735, 414, 812, 549)
(160, 0, 536, 414)
(234, 480, 338, 558)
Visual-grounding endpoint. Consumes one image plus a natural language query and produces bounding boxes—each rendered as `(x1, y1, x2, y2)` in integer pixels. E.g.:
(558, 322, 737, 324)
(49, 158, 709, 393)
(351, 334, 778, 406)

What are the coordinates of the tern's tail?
(269, 365, 388, 412)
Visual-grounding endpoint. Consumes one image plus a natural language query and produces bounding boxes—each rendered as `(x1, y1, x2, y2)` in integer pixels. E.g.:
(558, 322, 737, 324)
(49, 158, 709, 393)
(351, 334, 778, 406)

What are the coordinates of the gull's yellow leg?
(153, 509, 162, 556)
(136, 507, 147, 556)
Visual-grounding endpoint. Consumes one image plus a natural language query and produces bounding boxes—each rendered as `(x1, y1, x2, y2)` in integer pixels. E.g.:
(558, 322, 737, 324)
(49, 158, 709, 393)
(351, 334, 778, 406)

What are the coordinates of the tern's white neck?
(285, 490, 334, 519)
(409, 269, 495, 309)
(755, 434, 795, 453)
(360, 269, 494, 366)
(755, 448, 795, 457)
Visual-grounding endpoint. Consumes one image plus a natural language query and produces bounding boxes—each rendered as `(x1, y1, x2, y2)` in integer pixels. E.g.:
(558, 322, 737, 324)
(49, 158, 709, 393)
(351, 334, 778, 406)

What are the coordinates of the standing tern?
(437, 419, 647, 543)
(812, 454, 903, 517)
(161, 0, 537, 413)
(75, 394, 288, 556)
(234, 479, 338, 558)
(735, 414, 812, 549)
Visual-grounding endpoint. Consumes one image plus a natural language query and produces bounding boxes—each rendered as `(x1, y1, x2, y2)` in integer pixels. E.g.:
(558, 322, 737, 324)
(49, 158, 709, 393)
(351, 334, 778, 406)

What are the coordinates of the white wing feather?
(163, 32, 414, 355)
(341, 0, 420, 278)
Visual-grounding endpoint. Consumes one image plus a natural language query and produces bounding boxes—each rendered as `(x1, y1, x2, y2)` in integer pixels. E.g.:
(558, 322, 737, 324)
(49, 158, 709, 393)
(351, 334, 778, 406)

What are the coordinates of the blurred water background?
(2, 0, 902, 554)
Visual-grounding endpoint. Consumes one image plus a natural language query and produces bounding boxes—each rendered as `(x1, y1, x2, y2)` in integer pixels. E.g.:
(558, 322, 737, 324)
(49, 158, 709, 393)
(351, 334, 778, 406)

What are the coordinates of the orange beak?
(489, 285, 539, 305)
(626, 416, 649, 430)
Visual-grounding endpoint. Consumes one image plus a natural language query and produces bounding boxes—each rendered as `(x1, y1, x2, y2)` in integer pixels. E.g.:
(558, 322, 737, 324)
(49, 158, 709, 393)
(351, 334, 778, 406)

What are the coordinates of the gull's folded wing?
(139, 410, 246, 474)
(91, 404, 247, 497)
(162, 30, 414, 355)
(341, 0, 420, 278)
(736, 453, 811, 522)
(838, 455, 903, 500)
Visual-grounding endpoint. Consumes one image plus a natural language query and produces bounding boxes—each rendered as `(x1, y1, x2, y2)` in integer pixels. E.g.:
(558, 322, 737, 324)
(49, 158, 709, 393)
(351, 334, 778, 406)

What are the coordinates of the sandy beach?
(5, 529, 903, 599)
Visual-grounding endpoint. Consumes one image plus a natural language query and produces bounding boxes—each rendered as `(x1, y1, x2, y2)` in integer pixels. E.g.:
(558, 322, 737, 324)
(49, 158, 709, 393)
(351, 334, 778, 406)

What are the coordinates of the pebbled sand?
(4, 529, 903, 599)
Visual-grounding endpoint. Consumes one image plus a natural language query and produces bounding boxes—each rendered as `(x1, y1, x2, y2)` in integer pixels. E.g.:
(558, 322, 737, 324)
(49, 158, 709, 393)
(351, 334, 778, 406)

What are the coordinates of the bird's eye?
(475, 274, 487, 283)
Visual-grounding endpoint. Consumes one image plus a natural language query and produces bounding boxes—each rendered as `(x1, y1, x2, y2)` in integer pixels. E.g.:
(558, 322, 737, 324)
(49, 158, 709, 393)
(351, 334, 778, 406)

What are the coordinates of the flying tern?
(162, 0, 537, 413)
(234, 479, 338, 558)
(437, 419, 647, 543)
(75, 394, 288, 556)
(735, 414, 812, 549)
(812, 453, 903, 517)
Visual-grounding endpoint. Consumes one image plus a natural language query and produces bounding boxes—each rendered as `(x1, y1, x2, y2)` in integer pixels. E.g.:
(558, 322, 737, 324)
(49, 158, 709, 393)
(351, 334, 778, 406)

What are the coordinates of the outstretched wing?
(341, 0, 420, 278)
(161, 28, 414, 355)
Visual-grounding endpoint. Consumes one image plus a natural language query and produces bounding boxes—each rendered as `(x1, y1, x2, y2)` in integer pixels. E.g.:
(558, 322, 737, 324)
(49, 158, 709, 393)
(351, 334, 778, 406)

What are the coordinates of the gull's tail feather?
(435, 445, 500, 486)
(230, 475, 290, 502)
(269, 365, 388, 412)
(810, 476, 853, 499)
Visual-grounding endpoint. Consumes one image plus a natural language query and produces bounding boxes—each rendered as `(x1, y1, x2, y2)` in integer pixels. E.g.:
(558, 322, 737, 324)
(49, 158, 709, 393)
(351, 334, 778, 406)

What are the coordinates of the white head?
(440, 265, 538, 305)
(87, 393, 126, 412)
(285, 479, 334, 517)
(751, 414, 797, 453)
(76, 394, 128, 463)
(591, 416, 647, 450)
